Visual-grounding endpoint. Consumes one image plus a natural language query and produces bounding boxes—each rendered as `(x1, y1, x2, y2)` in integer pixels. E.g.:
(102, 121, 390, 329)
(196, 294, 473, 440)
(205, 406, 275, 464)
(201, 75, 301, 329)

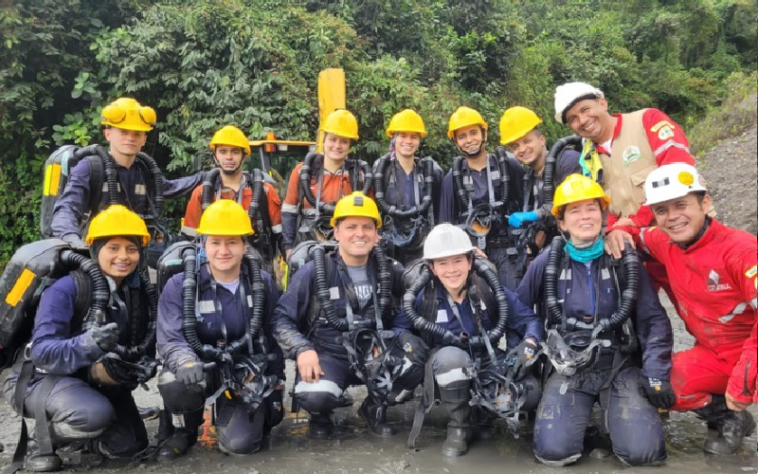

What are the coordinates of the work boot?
(156, 409, 175, 444)
(470, 406, 495, 440)
(440, 388, 471, 457)
(703, 410, 756, 455)
(25, 452, 62, 473)
(157, 411, 203, 462)
(358, 398, 395, 437)
(308, 411, 334, 439)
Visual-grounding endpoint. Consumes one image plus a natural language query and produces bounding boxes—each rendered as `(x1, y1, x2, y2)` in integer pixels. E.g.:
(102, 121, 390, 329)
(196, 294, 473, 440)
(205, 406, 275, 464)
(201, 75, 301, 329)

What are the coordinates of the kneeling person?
(273, 192, 427, 438)
(3, 206, 158, 472)
(396, 223, 543, 457)
(157, 200, 283, 458)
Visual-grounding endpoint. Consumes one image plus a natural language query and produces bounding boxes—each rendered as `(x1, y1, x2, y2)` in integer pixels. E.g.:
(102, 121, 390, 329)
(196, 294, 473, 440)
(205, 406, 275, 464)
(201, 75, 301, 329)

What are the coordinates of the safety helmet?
(552, 174, 610, 218)
(322, 109, 359, 140)
(100, 97, 157, 132)
(85, 204, 151, 246)
(644, 163, 707, 206)
(386, 109, 428, 138)
(554, 82, 604, 124)
(423, 223, 474, 260)
(448, 106, 488, 139)
(209, 125, 251, 156)
(195, 199, 254, 236)
(499, 106, 542, 145)
(330, 192, 382, 228)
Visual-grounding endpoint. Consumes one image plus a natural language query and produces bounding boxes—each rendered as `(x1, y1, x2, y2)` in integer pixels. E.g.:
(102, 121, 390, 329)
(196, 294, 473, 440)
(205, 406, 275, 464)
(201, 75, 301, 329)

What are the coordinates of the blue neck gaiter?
(565, 237, 604, 264)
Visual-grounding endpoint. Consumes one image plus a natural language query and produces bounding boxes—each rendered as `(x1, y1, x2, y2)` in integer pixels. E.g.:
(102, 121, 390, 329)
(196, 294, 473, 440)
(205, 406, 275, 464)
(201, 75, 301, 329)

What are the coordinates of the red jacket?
(631, 220, 757, 404)
(601, 109, 694, 228)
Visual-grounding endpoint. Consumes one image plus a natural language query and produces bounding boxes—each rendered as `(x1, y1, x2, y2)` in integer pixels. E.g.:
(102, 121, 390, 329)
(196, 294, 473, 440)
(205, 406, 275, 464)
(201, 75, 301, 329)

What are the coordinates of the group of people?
(2, 80, 755, 473)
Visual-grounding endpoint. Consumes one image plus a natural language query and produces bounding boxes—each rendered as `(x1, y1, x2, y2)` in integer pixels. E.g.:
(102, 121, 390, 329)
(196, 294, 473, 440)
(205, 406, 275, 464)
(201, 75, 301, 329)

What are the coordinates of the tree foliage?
(1, 0, 756, 267)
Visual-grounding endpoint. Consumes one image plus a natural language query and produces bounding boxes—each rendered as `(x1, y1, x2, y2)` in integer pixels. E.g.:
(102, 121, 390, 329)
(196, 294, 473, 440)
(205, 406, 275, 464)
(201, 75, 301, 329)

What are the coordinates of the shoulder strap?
(305, 254, 334, 332)
(86, 155, 104, 214)
(70, 270, 93, 333)
(473, 275, 496, 320)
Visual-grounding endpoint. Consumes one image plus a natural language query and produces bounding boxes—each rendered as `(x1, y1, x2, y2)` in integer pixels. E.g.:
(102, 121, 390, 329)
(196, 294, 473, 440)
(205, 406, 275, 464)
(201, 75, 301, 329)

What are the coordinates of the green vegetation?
(1, 0, 756, 267)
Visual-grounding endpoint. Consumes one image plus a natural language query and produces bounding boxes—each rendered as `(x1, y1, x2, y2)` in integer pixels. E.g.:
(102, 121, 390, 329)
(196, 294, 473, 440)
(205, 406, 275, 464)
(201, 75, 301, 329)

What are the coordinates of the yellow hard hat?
(330, 192, 382, 228)
(552, 174, 610, 218)
(499, 106, 542, 145)
(196, 200, 254, 236)
(209, 125, 251, 156)
(322, 109, 359, 140)
(448, 106, 488, 139)
(86, 205, 151, 246)
(100, 97, 156, 132)
(386, 109, 428, 138)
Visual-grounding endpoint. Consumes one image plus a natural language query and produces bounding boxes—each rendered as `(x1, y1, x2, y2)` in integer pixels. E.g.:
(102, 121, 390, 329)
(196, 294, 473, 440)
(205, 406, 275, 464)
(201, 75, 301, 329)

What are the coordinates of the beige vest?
(598, 109, 657, 219)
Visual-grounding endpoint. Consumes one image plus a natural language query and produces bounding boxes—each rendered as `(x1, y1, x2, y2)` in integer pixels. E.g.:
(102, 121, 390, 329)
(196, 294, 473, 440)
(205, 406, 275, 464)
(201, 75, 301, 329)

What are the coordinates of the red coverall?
(630, 219, 757, 410)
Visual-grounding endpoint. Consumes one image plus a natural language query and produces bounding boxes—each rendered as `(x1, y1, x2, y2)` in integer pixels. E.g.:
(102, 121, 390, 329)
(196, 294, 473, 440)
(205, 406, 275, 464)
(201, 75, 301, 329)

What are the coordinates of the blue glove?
(508, 211, 538, 228)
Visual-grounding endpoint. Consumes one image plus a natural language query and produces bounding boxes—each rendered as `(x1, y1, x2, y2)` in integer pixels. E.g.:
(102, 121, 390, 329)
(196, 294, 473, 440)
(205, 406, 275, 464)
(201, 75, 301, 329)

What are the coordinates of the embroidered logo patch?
(744, 265, 757, 278)
(707, 269, 733, 292)
(622, 146, 641, 166)
(650, 120, 675, 140)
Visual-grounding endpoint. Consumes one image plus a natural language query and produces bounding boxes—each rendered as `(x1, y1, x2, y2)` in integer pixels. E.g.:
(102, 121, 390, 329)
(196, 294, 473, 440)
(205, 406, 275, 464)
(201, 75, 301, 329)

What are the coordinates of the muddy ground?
(1, 127, 756, 472)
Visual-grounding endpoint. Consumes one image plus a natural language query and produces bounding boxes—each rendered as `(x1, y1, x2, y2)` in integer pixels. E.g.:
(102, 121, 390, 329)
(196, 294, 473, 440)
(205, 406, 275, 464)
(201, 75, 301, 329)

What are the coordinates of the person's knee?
(533, 439, 582, 467)
(158, 371, 204, 414)
(218, 434, 262, 456)
(294, 379, 344, 413)
(433, 347, 472, 390)
(615, 445, 667, 467)
(48, 388, 114, 438)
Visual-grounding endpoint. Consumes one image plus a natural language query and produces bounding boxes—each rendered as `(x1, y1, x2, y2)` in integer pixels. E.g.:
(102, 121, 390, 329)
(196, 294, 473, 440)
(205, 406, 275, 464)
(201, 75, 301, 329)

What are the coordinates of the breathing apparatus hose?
(543, 136, 581, 209)
(94, 145, 121, 207)
(372, 245, 393, 322)
(180, 246, 218, 359)
(544, 238, 640, 335)
(132, 267, 158, 357)
(136, 152, 165, 216)
(451, 156, 470, 211)
(248, 169, 265, 228)
(66, 251, 109, 332)
(402, 257, 508, 348)
(200, 168, 222, 211)
(300, 153, 372, 215)
(311, 244, 348, 332)
(373, 154, 434, 219)
(225, 253, 267, 355)
(592, 243, 639, 336)
(73, 145, 101, 161)
(544, 237, 566, 328)
(494, 149, 510, 211)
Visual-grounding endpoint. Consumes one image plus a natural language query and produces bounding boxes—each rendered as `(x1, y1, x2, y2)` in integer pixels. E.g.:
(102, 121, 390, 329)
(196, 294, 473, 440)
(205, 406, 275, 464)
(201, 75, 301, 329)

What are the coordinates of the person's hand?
(297, 350, 323, 383)
(176, 359, 205, 386)
(638, 376, 676, 410)
(614, 217, 636, 227)
(725, 391, 752, 412)
(90, 323, 119, 352)
(510, 338, 539, 381)
(605, 230, 635, 259)
(508, 211, 538, 229)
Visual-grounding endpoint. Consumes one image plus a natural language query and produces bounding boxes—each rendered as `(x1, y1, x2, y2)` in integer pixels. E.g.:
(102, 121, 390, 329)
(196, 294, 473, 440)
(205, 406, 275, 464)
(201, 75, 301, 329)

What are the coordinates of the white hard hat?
(644, 163, 708, 206)
(423, 223, 474, 260)
(554, 82, 604, 124)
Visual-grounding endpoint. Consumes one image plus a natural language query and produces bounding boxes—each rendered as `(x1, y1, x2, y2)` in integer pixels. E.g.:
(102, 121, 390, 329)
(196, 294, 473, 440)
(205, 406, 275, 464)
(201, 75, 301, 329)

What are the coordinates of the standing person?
(499, 106, 581, 233)
(3, 205, 158, 472)
(50, 97, 203, 248)
(273, 192, 426, 438)
(374, 109, 443, 265)
(395, 223, 543, 457)
(156, 200, 283, 459)
(606, 164, 756, 454)
(281, 109, 372, 256)
(182, 125, 283, 275)
(517, 174, 673, 467)
(439, 106, 525, 290)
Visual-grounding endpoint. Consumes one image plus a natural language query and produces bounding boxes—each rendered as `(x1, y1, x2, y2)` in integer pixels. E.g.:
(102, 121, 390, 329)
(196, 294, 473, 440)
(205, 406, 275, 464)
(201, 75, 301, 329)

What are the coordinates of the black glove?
(510, 339, 539, 381)
(90, 323, 120, 352)
(176, 360, 206, 386)
(638, 376, 675, 410)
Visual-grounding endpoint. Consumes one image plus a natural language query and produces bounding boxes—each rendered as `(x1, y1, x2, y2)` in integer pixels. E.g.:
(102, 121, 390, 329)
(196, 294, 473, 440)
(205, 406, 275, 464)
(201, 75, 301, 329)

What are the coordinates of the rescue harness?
(373, 153, 436, 249)
(298, 152, 372, 241)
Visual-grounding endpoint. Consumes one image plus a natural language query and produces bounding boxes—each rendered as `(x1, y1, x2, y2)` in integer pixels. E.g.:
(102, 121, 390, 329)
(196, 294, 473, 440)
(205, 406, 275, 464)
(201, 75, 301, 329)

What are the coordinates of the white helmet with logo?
(644, 163, 708, 206)
(423, 223, 474, 260)
(554, 82, 604, 124)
